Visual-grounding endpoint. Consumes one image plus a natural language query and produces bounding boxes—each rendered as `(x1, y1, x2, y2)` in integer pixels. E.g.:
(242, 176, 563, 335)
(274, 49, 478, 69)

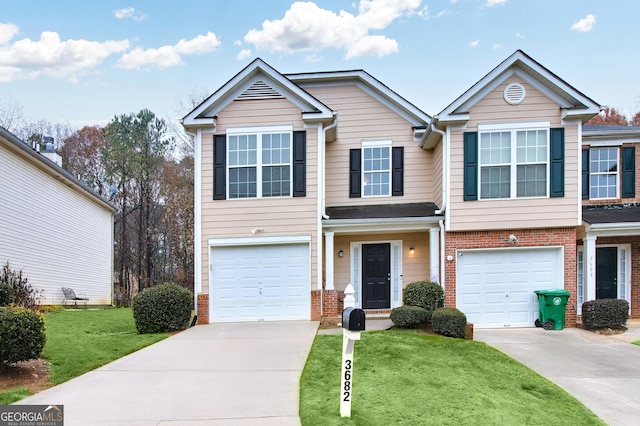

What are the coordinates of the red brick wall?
(197, 293, 209, 324)
(445, 227, 577, 327)
(311, 289, 345, 320)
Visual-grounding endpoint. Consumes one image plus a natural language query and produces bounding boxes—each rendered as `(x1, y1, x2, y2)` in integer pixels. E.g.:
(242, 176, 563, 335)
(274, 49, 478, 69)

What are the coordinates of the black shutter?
(549, 128, 565, 198)
(463, 132, 478, 201)
(622, 146, 636, 198)
(582, 149, 590, 200)
(392, 147, 404, 196)
(213, 135, 226, 200)
(349, 149, 361, 198)
(293, 131, 306, 197)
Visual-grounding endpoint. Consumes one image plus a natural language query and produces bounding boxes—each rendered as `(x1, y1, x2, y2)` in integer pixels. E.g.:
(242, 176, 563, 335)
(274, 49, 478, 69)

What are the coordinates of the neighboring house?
(184, 50, 638, 328)
(0, 127, 115, 306)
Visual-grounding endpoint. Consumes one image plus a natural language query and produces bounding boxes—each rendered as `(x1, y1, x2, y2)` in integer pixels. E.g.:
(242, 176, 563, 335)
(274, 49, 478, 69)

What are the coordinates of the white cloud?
(493, 43, 502, 49)
(571, 14, 596, 32)
(243, 0, 421, 59)
(0, 23, 19, 44)
(0, 30, 129, 82)
(305, 53, 323, 63)
(116, 32, 221, 69)
(516, 32, 525, 39)
(236, 49, 252, 61)
(234, 40, 242, 46)
(468, 40, 480, 47)
(486, 0, 508, 6)
(114, 7, 147, 21)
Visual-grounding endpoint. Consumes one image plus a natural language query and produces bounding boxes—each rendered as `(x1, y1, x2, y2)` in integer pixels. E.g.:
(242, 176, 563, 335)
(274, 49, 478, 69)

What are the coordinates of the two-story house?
(183, 50, 638, 328)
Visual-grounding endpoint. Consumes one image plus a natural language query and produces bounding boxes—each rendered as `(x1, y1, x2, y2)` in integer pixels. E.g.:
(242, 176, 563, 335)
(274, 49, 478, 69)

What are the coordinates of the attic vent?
(237, 80, 284, 100)
(504, 83, 526, 105)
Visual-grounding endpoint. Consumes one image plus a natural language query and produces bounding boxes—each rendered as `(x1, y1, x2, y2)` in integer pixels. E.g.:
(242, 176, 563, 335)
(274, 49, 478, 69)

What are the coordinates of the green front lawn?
(0, 308, 168, 404)
(300, 330, 604, 425)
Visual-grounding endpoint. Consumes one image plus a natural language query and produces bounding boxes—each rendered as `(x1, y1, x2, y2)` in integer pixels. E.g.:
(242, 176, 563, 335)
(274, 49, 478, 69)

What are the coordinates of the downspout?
(185, 128, 200, 319)
(429, 122, 448, 293)
(318, 114, 337, 319)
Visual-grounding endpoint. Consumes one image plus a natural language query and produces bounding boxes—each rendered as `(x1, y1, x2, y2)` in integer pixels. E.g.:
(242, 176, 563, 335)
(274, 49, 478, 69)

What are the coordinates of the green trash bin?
(534, 289, 570, 330)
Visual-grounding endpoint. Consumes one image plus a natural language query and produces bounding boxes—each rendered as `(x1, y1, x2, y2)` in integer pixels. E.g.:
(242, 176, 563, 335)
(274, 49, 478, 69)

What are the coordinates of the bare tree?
(0, 98, 24, 134)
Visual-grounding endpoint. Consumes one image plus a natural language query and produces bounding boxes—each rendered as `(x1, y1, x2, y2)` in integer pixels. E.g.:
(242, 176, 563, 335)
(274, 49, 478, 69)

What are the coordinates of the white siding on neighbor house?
(0, 143, 113, 305)
(448, 76, 581, 231)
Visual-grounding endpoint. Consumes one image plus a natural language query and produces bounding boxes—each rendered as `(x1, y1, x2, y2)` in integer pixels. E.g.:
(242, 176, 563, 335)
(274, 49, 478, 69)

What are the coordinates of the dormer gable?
(182, 58, 335, 130)
(422, 50, 602, 148)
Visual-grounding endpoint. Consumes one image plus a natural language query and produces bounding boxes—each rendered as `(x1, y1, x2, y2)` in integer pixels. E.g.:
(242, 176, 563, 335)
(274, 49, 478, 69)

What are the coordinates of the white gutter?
(187, 128, 201, 316)
(321, 114, 338, 219)
(439, 219, 446, 291)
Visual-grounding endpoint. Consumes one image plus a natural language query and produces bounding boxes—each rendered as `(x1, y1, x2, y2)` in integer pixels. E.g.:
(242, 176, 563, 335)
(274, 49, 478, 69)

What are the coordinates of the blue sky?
(1, 0, 639, 129)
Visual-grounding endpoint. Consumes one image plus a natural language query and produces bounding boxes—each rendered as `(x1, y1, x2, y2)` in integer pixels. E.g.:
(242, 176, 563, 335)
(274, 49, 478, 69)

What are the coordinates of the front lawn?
(300, 329, 604, 425)
(0, 308, 168, 404)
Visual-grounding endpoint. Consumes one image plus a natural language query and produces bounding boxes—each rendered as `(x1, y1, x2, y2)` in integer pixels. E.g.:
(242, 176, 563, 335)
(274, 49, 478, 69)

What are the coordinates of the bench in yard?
(62, 287, 89, 309)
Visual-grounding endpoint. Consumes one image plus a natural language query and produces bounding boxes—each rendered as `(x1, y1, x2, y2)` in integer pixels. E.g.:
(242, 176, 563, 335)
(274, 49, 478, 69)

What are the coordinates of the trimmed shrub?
(390, 305, 430, 329)
(0, 282, 15, 307)
(0, 307, 46, 369)
(432, 307, 467, 339)
(582, 299, 629, 329)
(403, 280, 444, 324)
(0, 262, 42, 309)
(132, 283, 193, 334)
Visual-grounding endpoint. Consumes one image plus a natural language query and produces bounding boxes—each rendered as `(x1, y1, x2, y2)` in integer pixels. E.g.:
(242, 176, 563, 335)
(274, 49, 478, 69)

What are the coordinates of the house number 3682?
(343, 359, 352, 402)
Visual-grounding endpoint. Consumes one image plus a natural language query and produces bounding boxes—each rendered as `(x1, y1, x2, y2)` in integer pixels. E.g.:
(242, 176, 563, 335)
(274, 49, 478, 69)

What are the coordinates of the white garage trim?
(208, 237, 311, 323)
(456, 246, 564, 329)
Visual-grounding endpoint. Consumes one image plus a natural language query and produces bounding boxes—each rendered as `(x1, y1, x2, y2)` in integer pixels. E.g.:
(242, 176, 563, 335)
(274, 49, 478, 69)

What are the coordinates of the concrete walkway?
(475, 321, 640, 426)
(20, 321, 319, 425)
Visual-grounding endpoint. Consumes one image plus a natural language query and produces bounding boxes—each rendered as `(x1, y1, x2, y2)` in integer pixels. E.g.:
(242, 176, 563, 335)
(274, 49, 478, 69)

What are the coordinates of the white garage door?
(456, 248, 563, 329)
(210, 243, 310, 322)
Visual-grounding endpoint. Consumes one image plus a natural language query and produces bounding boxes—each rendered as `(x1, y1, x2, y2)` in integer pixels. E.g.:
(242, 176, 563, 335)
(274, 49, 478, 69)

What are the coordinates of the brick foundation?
(197, 293, 209, 324)
(311, 289, 345, 321)
(445, 227, 577, 327)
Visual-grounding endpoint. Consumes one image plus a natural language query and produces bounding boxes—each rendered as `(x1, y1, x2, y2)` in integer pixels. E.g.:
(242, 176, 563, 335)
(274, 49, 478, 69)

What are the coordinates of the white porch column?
(429, 227, 440, 283)
(325, 231, 335, 290)
(584, 235, 597, 302)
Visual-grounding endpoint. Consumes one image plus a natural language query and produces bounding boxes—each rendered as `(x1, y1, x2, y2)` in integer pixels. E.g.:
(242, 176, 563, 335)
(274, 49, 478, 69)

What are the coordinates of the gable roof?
(286, 69, 431, 128)
(440, 50, 600, 122)
(182, 58, 334, 128)
(0, 126, 115, 213)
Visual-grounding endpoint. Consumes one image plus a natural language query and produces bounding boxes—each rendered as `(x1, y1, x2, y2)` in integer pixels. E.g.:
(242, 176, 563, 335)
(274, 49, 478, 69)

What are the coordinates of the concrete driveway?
(19, 321, 319, 425)
(475, 322, 640, 426)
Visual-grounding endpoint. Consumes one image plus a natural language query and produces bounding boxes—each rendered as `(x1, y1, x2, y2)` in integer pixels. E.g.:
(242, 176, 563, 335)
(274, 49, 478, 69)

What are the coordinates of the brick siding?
(445, 227, 577, 327)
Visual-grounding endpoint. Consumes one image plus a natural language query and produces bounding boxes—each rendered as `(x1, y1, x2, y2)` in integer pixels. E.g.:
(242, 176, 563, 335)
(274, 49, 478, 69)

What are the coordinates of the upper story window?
(213, 127, 306, 201)
(589, 147, 618, 199)
(479, 125, 549, 199)
(582, 145, 635, 200)
(464, 122, 564, 202)
(349, 141, 404, 199)
(362, 142, 391, 197)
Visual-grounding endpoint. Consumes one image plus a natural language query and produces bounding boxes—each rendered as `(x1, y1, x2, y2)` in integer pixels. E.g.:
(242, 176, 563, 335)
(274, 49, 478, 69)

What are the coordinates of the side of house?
(0, 127, 115, 306)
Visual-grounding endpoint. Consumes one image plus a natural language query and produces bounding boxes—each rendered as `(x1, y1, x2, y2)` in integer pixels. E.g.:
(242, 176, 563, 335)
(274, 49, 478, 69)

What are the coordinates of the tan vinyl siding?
(448, 76, 581, 231)
(0, 142, 113, 305)
(303, 84, 434, 207)
(200, 98, 318, 293)
(432, 141, 444, 208)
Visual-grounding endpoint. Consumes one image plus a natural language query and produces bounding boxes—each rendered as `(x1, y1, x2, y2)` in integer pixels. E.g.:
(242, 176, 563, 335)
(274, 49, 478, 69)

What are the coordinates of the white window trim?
(350, 240, 403, 309)
(361, 140, 392, 198)
(478, 123, 551, 200)
(589, 147, 620, 200)
(226, 126, 294, 199)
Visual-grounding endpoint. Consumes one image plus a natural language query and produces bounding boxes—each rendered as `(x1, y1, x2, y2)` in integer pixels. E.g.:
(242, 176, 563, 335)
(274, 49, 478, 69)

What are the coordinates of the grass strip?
(300, 329, 604, 425)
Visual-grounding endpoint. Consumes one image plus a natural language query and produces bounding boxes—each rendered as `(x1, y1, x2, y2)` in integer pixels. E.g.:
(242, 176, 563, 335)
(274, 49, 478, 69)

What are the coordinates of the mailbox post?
(340, 306, 365, 417)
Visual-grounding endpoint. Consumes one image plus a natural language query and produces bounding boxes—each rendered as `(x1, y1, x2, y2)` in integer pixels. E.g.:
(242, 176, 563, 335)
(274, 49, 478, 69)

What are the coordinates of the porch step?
(364, 309, 391, 318)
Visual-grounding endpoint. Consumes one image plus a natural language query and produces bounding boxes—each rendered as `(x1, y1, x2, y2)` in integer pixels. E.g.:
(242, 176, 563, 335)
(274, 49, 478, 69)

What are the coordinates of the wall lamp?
(251, 226, 264, 234)
(338, 249, 344, 257)
(409, 247, 415, 254)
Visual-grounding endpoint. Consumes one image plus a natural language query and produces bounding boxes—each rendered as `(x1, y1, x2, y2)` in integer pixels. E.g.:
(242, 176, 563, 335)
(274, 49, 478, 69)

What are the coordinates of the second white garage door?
(210, 243, 310, 322)
(456, 247, 563, 329)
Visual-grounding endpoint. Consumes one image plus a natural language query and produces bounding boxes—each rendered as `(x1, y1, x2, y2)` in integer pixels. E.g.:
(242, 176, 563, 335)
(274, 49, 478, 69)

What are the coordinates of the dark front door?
(362, 243, 391, 309)
(596, 247, 617, 299)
